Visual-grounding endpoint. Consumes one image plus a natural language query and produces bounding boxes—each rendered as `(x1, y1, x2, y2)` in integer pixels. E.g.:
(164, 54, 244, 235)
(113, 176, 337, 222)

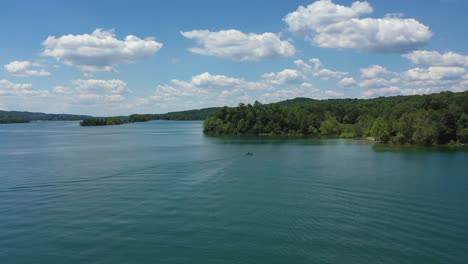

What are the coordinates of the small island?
(79, 117, 129, 126)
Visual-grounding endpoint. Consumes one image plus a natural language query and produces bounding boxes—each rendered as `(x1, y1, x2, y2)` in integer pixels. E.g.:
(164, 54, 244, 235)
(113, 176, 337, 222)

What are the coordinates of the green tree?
(320, 118, 341, 136)
(371, 118, 391, 143)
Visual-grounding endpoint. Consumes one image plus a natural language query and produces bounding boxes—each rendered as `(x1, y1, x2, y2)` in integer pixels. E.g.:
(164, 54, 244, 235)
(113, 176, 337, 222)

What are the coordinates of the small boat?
(245, 152, 253, 156)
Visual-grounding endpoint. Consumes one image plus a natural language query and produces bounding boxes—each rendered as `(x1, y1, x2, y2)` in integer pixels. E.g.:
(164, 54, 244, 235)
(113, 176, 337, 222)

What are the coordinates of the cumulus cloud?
(0, 79, 48, 96)
(338, 77, 358, 87)
(45, 78, 132, 107)
(72, 79, 129, 94)
(403, 50, 468, 67)
(77, 94, 125, 104)
(139, 59, 350, 110)
(403, 67, 466, 81)
(295, 58, 348, 80)
(0, 79, 32, 90)
(361, 86, 402, 98)
(180, 29, 295, 61)
(284, 0, 432, 53)
(52, 86, 72, 94)
(4, 61, 51, 77)
(358, 65, 468, 98)
(262, 69, 306, 85)
(41, 29, 163, 72)
(359, 78, 398, 88)
(261, 82, 343, 102)
(147, 72, 273, 103)
(361, 86, 452, 98)
(360, 65, 392, 79)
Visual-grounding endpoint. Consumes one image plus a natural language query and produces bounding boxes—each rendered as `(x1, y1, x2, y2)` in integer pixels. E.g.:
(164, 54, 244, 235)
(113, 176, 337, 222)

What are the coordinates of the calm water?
(0, 121, 467, 264)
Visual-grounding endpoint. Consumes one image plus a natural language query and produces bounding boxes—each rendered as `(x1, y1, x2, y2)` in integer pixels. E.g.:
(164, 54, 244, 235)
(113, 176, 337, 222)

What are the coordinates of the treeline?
(129, 108, 222, 121)
(80, 108, 222, 126)
(0, 115, 30, 124)
(203, 91, 468, 145)
(0, 110, 91, 124)
(0, 110, 91, 122)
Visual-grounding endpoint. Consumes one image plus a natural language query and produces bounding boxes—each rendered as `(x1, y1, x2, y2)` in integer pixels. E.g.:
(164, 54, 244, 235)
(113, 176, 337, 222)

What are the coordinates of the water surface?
(0, 121, 467, 264)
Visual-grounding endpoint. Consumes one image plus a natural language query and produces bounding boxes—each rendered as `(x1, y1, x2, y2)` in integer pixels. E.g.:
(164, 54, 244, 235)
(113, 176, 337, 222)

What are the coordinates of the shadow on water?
(205, 134, 468, 154)
(203, 135, 343, 146)
(372, 143, 468, 154)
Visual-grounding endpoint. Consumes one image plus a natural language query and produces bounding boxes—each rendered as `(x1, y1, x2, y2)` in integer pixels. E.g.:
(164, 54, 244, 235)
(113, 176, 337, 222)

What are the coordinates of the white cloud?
(284, 0, 432, 53)
(41, 29, 163, 72)
(359, 78, 394, 88)
(354, 63, 468, 98)
(44, 79, 132, 107)
(403, 50, 468, 67)
(360, 85, 460, 98)
(261, 82, 343, 102)
(262, 69, 306, 85)
(338, 77, 358, 87)
(77, 94, 125, 104)
(181, 29, 295, 61)
(0, 79, 32, 91)
(147, 72, 273, 103)
(139, 66, 348, 110)
(52, 86, 72, 94)
(4, 61, 51, 77)
(72, 79, 129, 94)
(403, 67, 466, 81)
(362, 86, 402, 98)
(314, 68, 348, 80)
(296, 58, 348, 80)
(0, 79, 48, 96)
(360, 65, 391, 79)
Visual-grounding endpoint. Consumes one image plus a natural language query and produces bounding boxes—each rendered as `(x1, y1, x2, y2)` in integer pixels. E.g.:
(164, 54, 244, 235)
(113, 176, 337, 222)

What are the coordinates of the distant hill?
(80, 107, 223, 126)
(150, 107, 223, 120)
(0, 110, 92, 124)
(276, 97, 317, 106)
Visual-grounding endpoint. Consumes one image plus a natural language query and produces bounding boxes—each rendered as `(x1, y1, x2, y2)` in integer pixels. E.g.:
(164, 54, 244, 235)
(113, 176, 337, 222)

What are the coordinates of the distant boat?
(245, 152, 253, 156)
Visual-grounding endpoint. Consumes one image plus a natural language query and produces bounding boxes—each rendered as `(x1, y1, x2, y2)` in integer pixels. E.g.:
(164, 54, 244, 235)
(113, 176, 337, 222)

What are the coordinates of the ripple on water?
(1, 122, 467, 264)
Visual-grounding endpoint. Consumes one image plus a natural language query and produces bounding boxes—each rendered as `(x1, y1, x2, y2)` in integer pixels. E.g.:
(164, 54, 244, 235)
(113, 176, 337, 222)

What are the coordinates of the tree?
(371, 118, 391, 143)
(320, 118, 341, 136)
(457, 113, 468, 143)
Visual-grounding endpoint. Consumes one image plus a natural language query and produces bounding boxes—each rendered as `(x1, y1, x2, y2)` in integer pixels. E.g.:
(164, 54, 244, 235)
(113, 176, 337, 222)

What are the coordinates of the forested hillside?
(203, 91, 468, 145)
(128, 107, 222, 121)
(79, 108, 222, 126)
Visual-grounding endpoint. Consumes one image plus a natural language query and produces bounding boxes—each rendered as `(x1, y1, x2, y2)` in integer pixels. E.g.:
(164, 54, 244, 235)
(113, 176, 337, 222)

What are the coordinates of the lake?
(0, 121, 467, 264)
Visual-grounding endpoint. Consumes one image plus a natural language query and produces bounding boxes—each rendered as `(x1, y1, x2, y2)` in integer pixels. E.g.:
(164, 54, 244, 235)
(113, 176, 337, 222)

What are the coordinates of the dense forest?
(203, 91, 468, 145)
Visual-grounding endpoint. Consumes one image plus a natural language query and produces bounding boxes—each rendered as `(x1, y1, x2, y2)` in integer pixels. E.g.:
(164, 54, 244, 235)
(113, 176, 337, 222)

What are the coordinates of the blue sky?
(1, 0, 468, 115)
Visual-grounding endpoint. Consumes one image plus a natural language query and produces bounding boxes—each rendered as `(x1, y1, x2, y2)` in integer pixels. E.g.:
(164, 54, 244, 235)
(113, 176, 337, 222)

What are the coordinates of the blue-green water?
(0, 121, 467, 264)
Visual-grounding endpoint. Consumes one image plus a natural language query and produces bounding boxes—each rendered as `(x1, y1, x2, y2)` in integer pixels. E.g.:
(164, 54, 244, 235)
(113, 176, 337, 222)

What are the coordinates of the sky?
(1, 0, 468, 115)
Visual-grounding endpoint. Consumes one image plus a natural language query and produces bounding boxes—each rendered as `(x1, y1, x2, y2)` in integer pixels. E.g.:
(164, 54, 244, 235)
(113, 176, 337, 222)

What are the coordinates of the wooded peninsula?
(203, 91, 468, 145)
